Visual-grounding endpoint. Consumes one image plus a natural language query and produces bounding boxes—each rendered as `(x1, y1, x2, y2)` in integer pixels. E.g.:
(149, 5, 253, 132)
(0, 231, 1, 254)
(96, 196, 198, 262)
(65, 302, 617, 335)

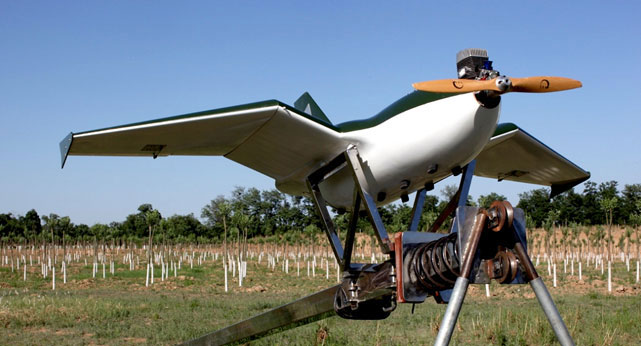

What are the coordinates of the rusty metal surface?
(492, 250, 519, 283)
(459, 212, 487, 278)
(514, 242, 538, 281)
(427, 191, 460, 233)
(182, 285, 339, 346)
(395, 233, 405, 302)
(467, 205, 528, 285)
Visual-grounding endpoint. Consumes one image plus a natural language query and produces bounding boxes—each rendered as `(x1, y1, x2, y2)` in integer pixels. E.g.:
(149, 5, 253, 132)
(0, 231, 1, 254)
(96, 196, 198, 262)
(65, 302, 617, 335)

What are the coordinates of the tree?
(0, 213, 25, 243)
(41, 213, 60, 258)
(580, 181, 600, 225)
(570, 222, 581, 258)
(542, 210, 559, 256)
(233, 211, 252, 263)
(477, 193, 506, 209)
(22, 209, 42, 244)
(599, 196, 618, 261)
(74, 223, 90, 242)
(620, 184, 641, 224)
(617, 233, 626, 258)
(551, 189, 585, 225)
(597, 181, 621, 224)
(202, 196, 231, 267)
(629, 201, 641, 261)
(90, 223, 109, 263)
(517, 189, 551, 227)
(624, 227, 633, 258)
(440, 185, 458, 201)
(440, 184, 474, 206)
(581, 225, 591, 256)
(58, 216, 71, 260)
(560, 222, 570, 257)
(592, 225, 606, 257)
(380, 204, 412, 233)
(138, 204, 161, 264)
(163, 214, 206, 242)
(121, 210, 148, 239)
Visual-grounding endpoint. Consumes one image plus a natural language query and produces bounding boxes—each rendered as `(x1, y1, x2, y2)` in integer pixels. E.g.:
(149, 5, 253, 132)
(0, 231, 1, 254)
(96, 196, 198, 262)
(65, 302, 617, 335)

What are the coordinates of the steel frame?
(185, 156, 574, 346)
(434, 204, 574, 346)
(306, 145, 392, 271)
(183, 285, 340, 345)
(307, 148, 478, 271)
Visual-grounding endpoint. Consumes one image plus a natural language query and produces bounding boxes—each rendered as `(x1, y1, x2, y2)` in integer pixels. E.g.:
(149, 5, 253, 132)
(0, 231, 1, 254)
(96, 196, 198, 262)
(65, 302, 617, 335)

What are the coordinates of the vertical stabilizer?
(294, 92, 332, 125)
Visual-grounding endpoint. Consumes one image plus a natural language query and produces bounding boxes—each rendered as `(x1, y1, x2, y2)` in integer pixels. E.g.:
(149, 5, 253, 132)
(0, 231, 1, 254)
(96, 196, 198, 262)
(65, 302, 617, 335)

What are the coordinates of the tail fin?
(294, 92, 332, 124)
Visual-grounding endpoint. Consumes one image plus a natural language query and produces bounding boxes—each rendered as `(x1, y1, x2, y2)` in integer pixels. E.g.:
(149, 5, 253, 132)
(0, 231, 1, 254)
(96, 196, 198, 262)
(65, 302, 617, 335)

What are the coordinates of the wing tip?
(549, 173, 590, 199)
(59, 132, 73, 169)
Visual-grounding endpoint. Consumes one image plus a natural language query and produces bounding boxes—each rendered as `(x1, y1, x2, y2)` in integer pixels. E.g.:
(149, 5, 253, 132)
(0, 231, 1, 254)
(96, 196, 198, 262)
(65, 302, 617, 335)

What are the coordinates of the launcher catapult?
(61, 49, 588, 345)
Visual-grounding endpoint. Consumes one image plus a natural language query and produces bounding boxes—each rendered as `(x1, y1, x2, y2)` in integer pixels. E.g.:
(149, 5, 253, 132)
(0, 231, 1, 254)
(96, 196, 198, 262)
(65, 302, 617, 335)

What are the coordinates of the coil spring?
(411, 233, 461, 291)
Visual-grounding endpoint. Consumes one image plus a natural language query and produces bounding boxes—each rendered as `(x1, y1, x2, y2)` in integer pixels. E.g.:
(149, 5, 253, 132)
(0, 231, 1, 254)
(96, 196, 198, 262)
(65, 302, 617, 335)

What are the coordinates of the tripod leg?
(529, 277, 574, 346)
(433, 211, 487, 346)
(513, 243, 574, 346)
(433, 277, 469, 346)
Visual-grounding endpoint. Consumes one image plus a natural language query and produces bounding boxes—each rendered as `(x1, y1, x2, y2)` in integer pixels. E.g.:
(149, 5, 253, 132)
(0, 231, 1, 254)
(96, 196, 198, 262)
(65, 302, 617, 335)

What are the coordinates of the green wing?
(475, 123, 590, 198)
(60, 100, 347, 196)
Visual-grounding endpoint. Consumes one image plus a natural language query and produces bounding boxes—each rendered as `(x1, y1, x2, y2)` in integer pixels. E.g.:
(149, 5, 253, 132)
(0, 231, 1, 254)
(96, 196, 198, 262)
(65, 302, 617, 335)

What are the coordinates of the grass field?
(1, 247, 640, 345)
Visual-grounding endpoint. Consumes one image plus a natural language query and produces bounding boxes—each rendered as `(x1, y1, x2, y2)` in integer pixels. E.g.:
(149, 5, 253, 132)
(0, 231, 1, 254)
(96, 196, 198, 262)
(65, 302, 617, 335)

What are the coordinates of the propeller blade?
(412, 79, 498, 93)
(182, 285, 339, 346)
(413, 76, 582, 94)
(510, 76, 582, 93)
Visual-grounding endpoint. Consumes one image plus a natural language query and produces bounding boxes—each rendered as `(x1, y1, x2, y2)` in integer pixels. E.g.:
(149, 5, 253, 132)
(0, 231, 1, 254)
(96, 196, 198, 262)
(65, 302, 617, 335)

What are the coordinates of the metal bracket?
(434, 201, 574, 346)
(407, 188, 427, 232)
(307, 145, 392, 271)
(428, 161, 476, 303)
(344, 145, 392, 255)
(426, 160, 476, 234)
(450, 160, 476, 234)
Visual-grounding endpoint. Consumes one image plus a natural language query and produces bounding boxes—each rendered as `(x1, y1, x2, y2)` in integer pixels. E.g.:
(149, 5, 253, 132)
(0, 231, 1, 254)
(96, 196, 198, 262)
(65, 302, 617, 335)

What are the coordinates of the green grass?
(0, 257, 640, 345)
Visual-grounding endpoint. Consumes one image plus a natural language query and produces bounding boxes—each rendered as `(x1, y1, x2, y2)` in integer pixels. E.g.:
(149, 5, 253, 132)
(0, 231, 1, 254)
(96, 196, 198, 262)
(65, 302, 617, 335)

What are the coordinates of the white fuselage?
(318, 93, 501, 208)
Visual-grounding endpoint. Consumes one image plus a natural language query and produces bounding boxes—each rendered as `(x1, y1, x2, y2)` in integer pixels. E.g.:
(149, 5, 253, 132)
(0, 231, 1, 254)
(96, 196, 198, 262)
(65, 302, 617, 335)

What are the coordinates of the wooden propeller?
(412, 76, 582, 94)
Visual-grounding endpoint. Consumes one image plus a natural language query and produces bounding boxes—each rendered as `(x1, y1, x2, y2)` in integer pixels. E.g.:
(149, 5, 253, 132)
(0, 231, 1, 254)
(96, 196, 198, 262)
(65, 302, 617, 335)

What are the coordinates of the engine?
(456, 48, 500, 80)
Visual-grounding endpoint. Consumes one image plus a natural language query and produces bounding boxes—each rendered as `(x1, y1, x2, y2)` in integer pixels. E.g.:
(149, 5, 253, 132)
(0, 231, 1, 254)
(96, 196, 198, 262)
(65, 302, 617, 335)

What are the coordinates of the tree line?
(517, 181, 641, 227)
(1, 181, 640, 245)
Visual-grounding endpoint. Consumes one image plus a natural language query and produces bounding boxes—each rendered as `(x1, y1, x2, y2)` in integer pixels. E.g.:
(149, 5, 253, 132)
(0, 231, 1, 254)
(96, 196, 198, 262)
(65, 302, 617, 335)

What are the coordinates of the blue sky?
(1, 1, 640, 225)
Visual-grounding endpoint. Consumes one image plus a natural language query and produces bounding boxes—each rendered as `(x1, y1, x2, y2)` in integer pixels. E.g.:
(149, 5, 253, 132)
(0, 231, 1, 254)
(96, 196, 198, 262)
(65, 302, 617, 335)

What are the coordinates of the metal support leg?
(434, 161, 477, 303)
(433, 211, 487, 346)
(408, 188, 427, 232)
(345, 145, 392, 253)
(449, 160, 476, 234)
(427, 160, 476, 234)
(433, 277, 469, 346)
(343, 193, 361, 270)
(306, 145, 393, 268)
(530, 278, 574, 346)
(307, 180, 344, 263)
(513, 242, 574, 346)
